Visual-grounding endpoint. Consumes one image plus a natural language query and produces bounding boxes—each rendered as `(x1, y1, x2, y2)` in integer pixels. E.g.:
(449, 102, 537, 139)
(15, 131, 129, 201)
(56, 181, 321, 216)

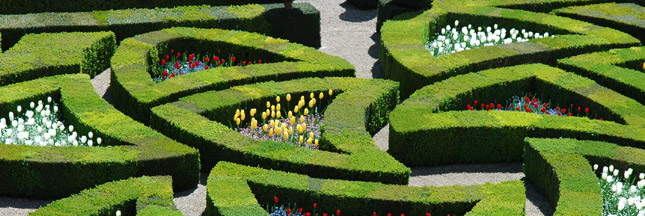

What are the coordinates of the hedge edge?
(111, 27, 353, 124)
(150, 77, 410, 184)
(206, 161, 525, 216)
(552, 2, 645, 42)
(31, 176, 181, 215)
(388, 64, 645, 166)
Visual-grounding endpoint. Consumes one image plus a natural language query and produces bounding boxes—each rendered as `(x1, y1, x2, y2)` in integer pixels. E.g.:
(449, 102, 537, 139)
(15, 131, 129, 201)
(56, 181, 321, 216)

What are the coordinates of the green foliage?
(388, 64, 645, 166)
(111, 27, 353, 124)
(31, 176, 181, 216)
(0, 32, 115, 86)
(150, 77, 410, 184)
(348, 0, 378, 9)
(552, 3, 644, 42)
(205, 161, 525, 216)
(0, 75, 199, 198)
(0, 3, 320, 51)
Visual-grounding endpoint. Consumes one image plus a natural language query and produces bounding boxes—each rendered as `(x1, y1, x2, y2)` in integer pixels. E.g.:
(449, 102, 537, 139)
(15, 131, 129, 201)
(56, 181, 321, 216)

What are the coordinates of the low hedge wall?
(347, 0, 378, 10)
(0, 0, 282, 14)
(150, 77, 410, 184)
(388, 64, 645, 166)
(0, 3, 320, 51)
(31, 176, 181, 216)
(205, 161, 525, 216)
(0, 31, 115, 86)
(552, 3, 645, 43)
(111, 27, 353, 124)
(376, 0, 420, 32)
(0, 75, 199, 198)
(380, 1, 640, 98)
(524, 138, 645, 216)
(558, 47, 645, 104)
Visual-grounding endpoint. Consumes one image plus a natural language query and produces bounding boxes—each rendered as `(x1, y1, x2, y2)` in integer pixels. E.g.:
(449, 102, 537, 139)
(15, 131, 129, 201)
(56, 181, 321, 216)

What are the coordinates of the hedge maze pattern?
(0, 0, 643, 215)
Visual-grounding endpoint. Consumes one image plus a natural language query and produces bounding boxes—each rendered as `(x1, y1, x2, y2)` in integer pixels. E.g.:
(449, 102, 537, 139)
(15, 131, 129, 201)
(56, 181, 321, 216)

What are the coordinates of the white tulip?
(116, 210, 122, 216)
(454, 20, 459, 26)
(441, 28, 446, 34)
(626, 171, 632, 179)
(8, 112, 14, 121)
(47, 96, 52, 103)
(88, 132, 93, 139)
(494, 24, 498, 30)
(602, 172, 608, 180)
(97, 137, 102, 145)
(640, 173, 644, 180)
(614, 169, 620, 176)
(88, 140, 93, 147)
(468, 24, 472, 29)
(619, 197, 627, 210)
(53, 106, 58, 113)
(73, 140, 78, 146)
(12, 120, 18, 128)
(17, 105, 22, 113)
(81, 136, 87, 144)
(30, 102, 35, 109)
(630, 185, 638, 193)
(446, 25, 451, 31)
(69, 125, 74, 132)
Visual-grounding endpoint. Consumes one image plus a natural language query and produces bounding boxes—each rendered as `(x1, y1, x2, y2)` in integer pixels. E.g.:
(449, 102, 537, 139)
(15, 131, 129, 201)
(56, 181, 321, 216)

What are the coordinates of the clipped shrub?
(388, 64, 645, 166)
(32, 176, 181, 215)
(111, 27, 353, 124)
(205, 161, 525, 216)
(553, 3, 645, 42)
(0, 3, 320, 51)
(150, 77, 410, 184)
(347, 0, 378, 9)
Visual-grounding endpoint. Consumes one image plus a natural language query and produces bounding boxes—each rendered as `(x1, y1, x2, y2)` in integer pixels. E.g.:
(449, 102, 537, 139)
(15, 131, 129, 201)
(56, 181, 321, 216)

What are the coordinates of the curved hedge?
(348, 0, 378, 10)
(0, 3, 320, 51)
(111, 27, 353, 124)
(524, 137, 645, 216)
(388, 64, 645, 166)
(376, 0, 420, 32)
(552, 3, 645, 43)
(379, 1, 640, 98)
(150, 77, 410, 184)
(0, 31, 115, 86)
(558, 46, 645, 105)
(0, 0, 282, 14)
(206, 161, 525, 216)
(32, 176, 181, 216)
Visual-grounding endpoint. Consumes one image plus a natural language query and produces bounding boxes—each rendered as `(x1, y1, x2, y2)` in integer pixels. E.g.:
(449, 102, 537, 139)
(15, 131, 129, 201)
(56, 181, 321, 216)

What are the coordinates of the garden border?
(552, 2, 645, 43)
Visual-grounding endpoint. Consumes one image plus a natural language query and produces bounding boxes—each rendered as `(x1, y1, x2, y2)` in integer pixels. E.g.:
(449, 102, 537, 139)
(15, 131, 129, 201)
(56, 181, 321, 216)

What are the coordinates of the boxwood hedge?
(150, 77, 410, 184)
(205, 161, 525, 216)
(0, 3, 320, 51)
(31, 176, 181, 216)
(348, 0, 378, 9)
(111, 27, 353, 124)
(524, 138, 645, 216)
(376, 0, 421, 32)
(388, 64, 645, 166)
(0, 31, 115, 86)
(552, 2, 644, 43)
(0, 74, 199, 198)
(0, 0, 282, 14)
(558, 46, 645, 105)
(379, 0, 640, 98)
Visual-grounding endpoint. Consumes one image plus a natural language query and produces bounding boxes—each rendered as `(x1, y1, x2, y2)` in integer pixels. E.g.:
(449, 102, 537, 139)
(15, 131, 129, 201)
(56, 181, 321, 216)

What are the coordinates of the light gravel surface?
(0, 0, 554, 215)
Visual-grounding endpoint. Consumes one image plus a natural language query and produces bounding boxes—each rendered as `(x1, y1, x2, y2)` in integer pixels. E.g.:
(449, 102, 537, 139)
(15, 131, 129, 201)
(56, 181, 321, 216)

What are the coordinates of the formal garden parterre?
(0, 0, 644, 215)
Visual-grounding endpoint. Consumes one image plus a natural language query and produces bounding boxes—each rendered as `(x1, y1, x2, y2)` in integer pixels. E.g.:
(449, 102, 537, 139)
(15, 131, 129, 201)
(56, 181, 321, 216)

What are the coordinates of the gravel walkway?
(0, 0, 554, 215)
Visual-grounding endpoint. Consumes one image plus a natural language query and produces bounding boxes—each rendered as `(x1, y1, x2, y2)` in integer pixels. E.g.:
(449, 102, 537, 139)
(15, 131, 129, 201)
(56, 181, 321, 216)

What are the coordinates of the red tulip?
(533, 98, 537, 103)
(170, 49, 174, 53)
(401, 214, 405, 216)
(427, 214, 431, 216)
(541, 107, 546, 112)
(243, 61, 246, 65)
(205, 66, 209, 70)
(161, 59, 166, 65)
(217, 61, 221, 66)
(485, 104, 489, 109)
(337, 209, 340, 215)
(562, 108, 567, 113)
(600, 118, 603, 121)
(481, 104, 484, 109)
(497, 104, 501, 109)
(195, 60, 199, 66)
(568, 113, 572, 116)
(259, 59, 262, 64)
(525, 97, 530, 103)
(556, 106, 559, 111)
(388, 214, 392, 216)
(516, 107, 519, 111)
(163, 71, 168, 77)
(248, 61, 252, 65)
(526, 108, 532, 112)
(577, 106, 581, 112)
(274, 196, 278, 204)
(287, 209, 292, 214)
(204, 57, 209, 63)
(373, 212, 377, 216)
(474, 100, 478, 106)
(232, 56, 236, 62)
(177, 52, 181, 58)
(214, 56, 219, 62)
(299, 208, 303, 213)
(585, 107, 589, 113)
(313, 203, 317, 208)
(306, 213, 311, 216)
(558, 112, 561, 116)
(165, 55, 169, 60)
(570, 104, 573, 108)
(217, 49, 221, 53)
(323, 214, 327, 216)
(171, 73, 176, 78)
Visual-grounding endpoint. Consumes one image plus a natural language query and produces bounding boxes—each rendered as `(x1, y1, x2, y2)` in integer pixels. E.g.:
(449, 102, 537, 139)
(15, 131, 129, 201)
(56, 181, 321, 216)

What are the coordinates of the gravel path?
(0, 0, 554, 215)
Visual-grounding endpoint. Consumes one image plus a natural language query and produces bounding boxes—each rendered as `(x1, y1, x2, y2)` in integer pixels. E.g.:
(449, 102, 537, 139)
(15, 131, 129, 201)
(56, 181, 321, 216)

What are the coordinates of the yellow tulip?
(276, 111, 282, 119)
(288, 111, 293, 119)
(300, 116, 305, 123)
(276, 96, 280, 103)
(304, 108, 309, 116)
(275, 127, 281, 135)
(235, 109, 240, 116)
(290, 116, 296, 125)
(266, 101, 271, 109)
(271, 111, 276, 118)
(263, 124, 268, 132)
(269, 128, 274, 137)
(262, 112, 267, 120)
(288, 126, 293, 135)
(309, 132, 314, 138)
(276, 104, 281, 112)
(266, 109, 270, 117)
(310, 92, 314, 99)
(643, 62, 645, 70)
(236, 118, 241, 126)
(307, 137, 313, 145)
(294, 106, 299, 114)
(233, 113, 238, 121)
(283, 131, 289, 140)
(315, 139, 319, 147)
(271, 105, 275, 112)
(328, 89, 333, 96)
(297, 124, 303, 134)
(302, 123, 307, 132)
(250, 108, 257, 117)
(299, 135, 304, 144)
(251, 118, 257, 129)
(319, 92, 324, 100)
(300, 96, 305, 101)
(308, 100, 314, 108)
(286, 94, 291, 102)
(269, 120, 275, 128)
(240, 112, 246, 121)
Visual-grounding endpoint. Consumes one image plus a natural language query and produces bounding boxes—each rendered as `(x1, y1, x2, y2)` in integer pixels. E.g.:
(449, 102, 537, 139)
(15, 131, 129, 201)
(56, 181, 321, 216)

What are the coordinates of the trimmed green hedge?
(0, 74, 199, 198)
(379, 1, 640, 98)
(0, 31, 115, 86)
(376, 0, 420, 32)
(0, 3, 320, 51)
(31, 176, 181, 216)
(206, 161, 525, 216)
(388, 64, 645, 166)
(552, 3, 645, 43)
(348, 0, 378, 10)
(524, 138, 645, 216)
(111, 27, 353, 124)
(558, 46, 645, 105)
(392, 0, 431, 9)
(150, 77, 410, 184)
(0, 0, 282, 14)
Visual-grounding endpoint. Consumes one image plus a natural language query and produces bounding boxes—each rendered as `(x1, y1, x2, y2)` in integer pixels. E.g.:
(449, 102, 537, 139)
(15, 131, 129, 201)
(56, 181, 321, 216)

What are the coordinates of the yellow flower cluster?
(232, 89, 333, 148)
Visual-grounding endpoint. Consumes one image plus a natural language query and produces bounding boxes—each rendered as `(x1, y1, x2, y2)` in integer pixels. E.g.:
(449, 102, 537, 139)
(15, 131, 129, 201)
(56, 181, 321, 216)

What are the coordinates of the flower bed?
(267, 197, 446, 216)
(596, 164, 645, 216)
(233, 91, 331, 149)
(155, 50, 266, 83)
(1, 96, 102, 146)
(466, 94, 605, 121)
(427, 20, 553, 57)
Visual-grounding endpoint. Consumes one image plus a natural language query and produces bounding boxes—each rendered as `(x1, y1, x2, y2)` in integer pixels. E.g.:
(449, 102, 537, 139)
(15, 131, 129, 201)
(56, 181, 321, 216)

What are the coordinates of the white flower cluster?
(426, 20, 555, 57)
(0, 96, 102, 147)
(595, 164, 645, 216)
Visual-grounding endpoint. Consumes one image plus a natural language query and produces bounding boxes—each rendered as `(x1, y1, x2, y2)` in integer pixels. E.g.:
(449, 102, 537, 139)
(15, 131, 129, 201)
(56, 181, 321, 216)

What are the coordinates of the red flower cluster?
(157, 49, 266, 82)
(465, 95, 606, 121)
